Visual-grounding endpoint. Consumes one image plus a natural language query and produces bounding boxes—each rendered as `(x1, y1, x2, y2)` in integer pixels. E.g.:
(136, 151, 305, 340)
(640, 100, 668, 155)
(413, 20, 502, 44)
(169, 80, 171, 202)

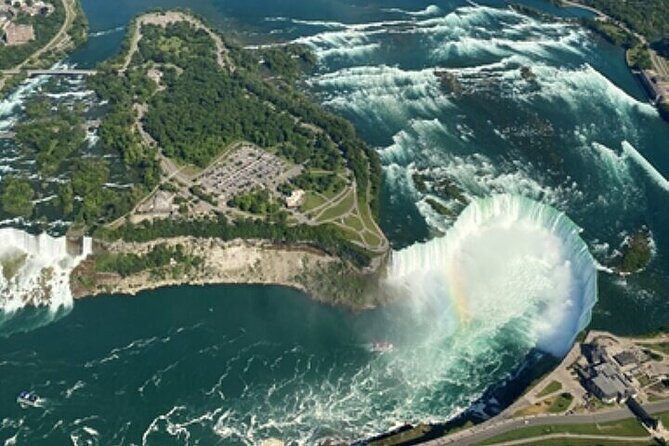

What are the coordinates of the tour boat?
(16, 391, 40, 408)
(370, 341, 394, 353)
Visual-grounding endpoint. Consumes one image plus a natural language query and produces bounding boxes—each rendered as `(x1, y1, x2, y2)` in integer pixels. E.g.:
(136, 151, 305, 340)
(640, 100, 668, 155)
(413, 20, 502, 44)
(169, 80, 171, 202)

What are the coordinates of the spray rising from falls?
(385, 195, 597, 357)
(0, 228, 92, 332)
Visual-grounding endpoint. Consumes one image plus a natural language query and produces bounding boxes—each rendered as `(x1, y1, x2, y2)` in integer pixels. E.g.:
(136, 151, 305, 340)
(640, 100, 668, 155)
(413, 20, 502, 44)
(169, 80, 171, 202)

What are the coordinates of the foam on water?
(383, 5, 443, 17)
(88, 25, 125, 38)
(0, 76, 49, 132)
(311, 66, 451, 125)
(621, 141, 669, 192)
(386, 195, 597, 357)
(134, 197, 597, 446)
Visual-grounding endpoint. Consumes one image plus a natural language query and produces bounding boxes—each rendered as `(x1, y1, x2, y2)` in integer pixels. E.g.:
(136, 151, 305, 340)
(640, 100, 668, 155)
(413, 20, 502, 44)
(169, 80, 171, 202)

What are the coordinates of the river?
(1, 1, 669, 445)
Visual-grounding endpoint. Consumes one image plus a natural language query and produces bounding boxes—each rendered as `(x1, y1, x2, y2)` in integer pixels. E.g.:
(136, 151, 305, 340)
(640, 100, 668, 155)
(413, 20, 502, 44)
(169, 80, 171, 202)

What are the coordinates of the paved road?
(13, 0, 75, 71)
(424, 400, 669, 445)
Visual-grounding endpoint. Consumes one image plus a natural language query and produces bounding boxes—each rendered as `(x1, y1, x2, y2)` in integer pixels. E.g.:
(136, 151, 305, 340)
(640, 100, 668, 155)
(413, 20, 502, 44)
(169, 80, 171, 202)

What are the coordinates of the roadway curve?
(13, 0, 76, 71)
(423, 400, 669, 445)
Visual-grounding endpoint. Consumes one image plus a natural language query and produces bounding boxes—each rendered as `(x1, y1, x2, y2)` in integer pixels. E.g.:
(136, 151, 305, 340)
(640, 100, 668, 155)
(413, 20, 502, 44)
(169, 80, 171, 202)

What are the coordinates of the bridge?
(0, 69, 98, 77)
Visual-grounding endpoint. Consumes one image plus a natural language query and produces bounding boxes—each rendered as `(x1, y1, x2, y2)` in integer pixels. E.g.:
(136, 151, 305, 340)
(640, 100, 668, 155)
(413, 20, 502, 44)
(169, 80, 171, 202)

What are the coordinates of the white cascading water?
(385, 194, 597, 357)
(0, 228, 92, 316)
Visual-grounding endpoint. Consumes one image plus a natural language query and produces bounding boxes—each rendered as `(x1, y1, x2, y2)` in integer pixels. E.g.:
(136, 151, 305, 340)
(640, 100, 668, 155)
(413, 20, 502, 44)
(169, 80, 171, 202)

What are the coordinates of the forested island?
(0, 10, 388, 307)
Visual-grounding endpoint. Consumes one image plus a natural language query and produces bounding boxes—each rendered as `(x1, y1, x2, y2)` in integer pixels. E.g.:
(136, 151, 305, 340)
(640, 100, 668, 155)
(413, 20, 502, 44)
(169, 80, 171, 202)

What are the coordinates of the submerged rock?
(520, 66, 537, 81)
(434, 70, 463, 95)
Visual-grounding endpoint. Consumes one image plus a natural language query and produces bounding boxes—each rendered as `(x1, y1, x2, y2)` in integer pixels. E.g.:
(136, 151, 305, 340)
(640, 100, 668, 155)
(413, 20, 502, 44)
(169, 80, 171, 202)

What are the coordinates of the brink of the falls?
(0, 228, 92, 330)
(384, 194, 598, 357)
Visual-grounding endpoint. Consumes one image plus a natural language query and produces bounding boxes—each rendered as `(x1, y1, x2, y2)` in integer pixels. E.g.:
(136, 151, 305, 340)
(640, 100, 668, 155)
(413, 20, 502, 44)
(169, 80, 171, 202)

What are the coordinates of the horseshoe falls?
(2, 1, 669, 446)
(385, 195, 597, 358)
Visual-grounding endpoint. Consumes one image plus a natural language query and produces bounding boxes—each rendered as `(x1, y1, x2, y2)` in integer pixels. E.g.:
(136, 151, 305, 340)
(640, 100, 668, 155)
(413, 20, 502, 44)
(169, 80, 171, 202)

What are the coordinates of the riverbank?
(71, 236, 385, 310)
(559, 0, 669, 120)
(0, 0, 88, 97)
(411, 330, 669, 445)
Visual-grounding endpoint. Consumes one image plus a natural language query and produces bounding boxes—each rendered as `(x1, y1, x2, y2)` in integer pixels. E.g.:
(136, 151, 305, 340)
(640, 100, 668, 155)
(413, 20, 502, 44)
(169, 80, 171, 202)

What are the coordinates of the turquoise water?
(0, 285, 534, 445)
(2, 0, 669, 444)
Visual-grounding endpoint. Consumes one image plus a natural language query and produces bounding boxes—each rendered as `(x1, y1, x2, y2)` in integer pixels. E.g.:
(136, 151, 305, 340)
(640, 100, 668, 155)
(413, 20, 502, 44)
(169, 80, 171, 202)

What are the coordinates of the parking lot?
(198, 144, 301, 204)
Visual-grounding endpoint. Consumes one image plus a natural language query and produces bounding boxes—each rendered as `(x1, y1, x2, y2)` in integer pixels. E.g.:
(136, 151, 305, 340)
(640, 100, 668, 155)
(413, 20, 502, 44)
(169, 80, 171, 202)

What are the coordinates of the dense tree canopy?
(1, 176, 35, 217)
(582, 0, 669, 43)
(14, 102, 86, 176)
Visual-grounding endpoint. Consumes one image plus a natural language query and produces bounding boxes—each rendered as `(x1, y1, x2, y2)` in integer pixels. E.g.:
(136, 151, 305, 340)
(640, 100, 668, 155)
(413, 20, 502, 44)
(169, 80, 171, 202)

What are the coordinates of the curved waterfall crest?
(385, 194, 598, 356)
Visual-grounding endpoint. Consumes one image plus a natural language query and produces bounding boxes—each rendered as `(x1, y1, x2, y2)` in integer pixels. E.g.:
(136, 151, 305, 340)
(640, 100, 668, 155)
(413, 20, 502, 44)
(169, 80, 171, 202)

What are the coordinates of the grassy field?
(342, 214, 364, 232)
(537, 381, 563, 398)
(658, 410, 669, 426)
(300, 192, 327, 214)
(514, 392, 573, 416)
(317, 189, 355, 222)
(548, 393, 574, 413)
(362, 229, 382, 247)
(478, 417, 648, 445)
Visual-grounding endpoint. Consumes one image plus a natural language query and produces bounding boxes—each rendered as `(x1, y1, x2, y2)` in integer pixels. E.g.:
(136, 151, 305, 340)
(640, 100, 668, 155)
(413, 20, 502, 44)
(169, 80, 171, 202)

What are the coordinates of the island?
(0, 10, 389, 309)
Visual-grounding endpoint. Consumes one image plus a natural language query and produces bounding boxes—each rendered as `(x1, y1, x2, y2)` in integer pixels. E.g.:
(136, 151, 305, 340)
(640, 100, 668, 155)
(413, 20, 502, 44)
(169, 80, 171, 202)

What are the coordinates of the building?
(586, 362, 634, 404)
(285, 189, 305, 208)
(137, 190, 176, 215)
(2, 22, 35, 45)
(614, 351, 638, 368)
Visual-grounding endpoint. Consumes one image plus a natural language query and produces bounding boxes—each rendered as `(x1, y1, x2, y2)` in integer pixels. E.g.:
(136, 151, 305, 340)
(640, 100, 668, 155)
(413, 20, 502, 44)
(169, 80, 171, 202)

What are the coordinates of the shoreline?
(71, 236, 385, 311)
(558, 0, 669, 119)
(0, 0, 88, 97)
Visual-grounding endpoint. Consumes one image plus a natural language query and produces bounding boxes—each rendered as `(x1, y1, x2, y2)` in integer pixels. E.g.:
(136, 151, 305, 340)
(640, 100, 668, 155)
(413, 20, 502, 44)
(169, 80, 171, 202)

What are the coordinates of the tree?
(1, 176, 35, 217)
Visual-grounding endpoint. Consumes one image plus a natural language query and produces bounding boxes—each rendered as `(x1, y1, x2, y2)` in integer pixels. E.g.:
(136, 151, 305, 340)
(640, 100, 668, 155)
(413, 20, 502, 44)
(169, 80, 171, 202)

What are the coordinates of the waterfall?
(385, 194, 597, 356)
(0, 228, 92, 321)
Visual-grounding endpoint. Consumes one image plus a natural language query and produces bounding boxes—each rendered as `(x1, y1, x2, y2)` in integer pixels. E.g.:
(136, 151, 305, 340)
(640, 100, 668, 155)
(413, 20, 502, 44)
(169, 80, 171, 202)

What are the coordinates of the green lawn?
(356, 194, 384, 246)
(300, 192, 327, 214)
(334, 224, 363, 244)
(362, 230, 382, 248)
(342, 214, 364, 232)
(548, 393, 573, 413)
(495, 439, 655, 446)
(478, 418, 647, 445)
(658, 410, 669, 426)
(537, 381, 563, 398)
(317, 190, 355, 222)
